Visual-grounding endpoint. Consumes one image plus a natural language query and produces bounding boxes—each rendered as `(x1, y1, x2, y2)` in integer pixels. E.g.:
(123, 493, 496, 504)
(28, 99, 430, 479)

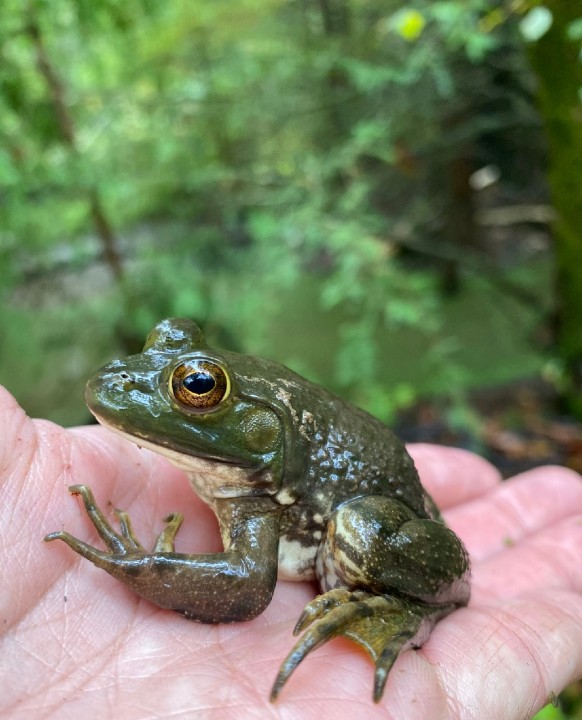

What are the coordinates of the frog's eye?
(170, 360, 230, 411)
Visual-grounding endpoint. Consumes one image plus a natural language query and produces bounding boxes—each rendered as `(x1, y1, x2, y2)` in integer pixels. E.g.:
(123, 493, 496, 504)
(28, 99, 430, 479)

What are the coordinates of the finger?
(0, 400, 73, 628)
(470, 513, 582, 603)
(408, 444, 501, 509)
(0, 385, 35, 483)
(446, 466, 582, 561)
(419, 591, 582, 720)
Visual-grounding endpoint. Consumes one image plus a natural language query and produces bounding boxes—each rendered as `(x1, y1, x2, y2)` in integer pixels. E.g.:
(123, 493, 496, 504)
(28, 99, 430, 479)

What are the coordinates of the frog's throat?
(92, 417, 269, 501)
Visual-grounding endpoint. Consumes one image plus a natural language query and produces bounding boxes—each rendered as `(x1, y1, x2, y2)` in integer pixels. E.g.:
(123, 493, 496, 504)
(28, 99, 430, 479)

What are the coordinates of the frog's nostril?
(116, 371, 138, 389)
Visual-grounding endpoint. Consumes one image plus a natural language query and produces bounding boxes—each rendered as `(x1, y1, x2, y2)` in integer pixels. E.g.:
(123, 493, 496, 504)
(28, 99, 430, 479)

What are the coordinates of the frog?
(45, 318, 470, 702)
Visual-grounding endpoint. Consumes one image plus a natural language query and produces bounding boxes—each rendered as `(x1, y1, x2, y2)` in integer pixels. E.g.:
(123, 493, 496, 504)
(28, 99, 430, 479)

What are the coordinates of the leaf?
(519, 7, 553, 42)
(392, 9, 426, 42)
(530, 701, 565, 720)
(566, 18, 582, 41)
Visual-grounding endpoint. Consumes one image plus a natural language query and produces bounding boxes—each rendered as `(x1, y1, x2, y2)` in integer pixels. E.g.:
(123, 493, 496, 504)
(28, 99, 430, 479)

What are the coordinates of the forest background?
(0, 1, 581, 716)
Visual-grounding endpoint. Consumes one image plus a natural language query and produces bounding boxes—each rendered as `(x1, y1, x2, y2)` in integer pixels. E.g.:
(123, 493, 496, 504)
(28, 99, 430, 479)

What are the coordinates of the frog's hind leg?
(271, 495, 470, 702)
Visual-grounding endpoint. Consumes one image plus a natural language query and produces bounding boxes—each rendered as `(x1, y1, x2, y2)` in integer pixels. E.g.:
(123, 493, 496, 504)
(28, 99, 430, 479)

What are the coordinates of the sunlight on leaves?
(519, 6, 553, 42)
(392, 9, 427, 42)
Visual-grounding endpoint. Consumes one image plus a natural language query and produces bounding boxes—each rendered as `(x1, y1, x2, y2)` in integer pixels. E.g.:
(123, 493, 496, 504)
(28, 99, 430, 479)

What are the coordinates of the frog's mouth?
(93, 415, 275, 501)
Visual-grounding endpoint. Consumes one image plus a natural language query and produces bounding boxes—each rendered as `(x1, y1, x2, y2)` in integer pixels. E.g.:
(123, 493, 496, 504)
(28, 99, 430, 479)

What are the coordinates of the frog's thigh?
(317, 495, 470, 604)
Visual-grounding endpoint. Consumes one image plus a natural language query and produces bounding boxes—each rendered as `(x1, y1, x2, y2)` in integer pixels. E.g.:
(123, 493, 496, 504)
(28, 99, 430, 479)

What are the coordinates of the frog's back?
(304, 389, 435, 519)
(232, 352, 435, 521)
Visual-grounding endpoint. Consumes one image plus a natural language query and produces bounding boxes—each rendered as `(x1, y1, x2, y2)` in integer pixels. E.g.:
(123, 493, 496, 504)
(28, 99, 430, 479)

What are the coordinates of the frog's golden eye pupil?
(170, 360, 230, 411)
(183, 371, 215, 395)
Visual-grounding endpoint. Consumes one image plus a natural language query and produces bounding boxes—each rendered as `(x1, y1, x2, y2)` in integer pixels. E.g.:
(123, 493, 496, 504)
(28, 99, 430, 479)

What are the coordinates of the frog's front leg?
(272, 495, 470, 702)
(45, 485, 279, 623)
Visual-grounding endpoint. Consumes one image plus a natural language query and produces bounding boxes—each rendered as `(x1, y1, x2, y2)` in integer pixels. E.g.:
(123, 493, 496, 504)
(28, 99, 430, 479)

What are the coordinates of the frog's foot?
(44, 484, 184, 563)
(271, 588, 454, 703)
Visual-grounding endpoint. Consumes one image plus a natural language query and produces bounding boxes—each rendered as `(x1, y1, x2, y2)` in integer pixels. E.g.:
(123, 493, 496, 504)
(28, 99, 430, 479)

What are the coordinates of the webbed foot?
(271, 589, 455, 703)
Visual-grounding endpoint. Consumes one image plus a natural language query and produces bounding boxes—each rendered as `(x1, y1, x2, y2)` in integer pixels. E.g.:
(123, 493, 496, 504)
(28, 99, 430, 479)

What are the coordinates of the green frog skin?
(45, 318, 470, 702)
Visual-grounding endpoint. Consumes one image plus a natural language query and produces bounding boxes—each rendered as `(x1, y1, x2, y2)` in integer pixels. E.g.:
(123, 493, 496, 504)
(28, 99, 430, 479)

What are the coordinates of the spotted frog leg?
(272, 494, 470, 702)
(45, 485, 279, 623)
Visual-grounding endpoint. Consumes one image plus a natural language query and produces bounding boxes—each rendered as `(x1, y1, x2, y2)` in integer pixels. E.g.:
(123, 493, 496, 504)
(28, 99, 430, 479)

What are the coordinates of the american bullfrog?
(45, 318, 470, 702)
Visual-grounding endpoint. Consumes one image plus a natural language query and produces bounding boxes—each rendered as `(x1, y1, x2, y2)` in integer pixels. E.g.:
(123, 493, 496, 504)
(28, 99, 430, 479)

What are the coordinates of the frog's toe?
(153, 512, 184, 552)
(45, 484, 184, 558)
(113, 508, 145, 550)
(44, 485, 131, 554)
(44, 530, 126, 566)
(292, 587, 371, 634)
(271, 590, 454, 703)
(114, 508, 183, 552)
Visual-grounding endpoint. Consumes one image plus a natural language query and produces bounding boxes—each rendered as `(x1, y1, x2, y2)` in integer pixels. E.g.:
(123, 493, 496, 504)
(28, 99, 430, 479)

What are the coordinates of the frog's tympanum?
(45, 319, 470, 702)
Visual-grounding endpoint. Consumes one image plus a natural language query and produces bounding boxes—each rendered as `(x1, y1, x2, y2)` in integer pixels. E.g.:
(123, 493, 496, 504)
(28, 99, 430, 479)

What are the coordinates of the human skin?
(1, 384, 581, 720)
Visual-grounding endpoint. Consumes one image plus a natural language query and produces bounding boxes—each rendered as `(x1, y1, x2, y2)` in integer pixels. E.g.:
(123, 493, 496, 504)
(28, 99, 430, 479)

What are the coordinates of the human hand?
(1, 385, 581, 719)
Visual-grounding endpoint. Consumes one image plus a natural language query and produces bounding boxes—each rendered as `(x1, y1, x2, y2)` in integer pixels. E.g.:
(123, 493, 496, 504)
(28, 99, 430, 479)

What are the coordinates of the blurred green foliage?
(0, 0, 578, 432)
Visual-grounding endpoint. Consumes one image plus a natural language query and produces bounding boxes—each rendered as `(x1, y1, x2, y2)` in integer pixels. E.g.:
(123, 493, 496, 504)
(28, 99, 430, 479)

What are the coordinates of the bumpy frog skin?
(45, 319, 470, 702)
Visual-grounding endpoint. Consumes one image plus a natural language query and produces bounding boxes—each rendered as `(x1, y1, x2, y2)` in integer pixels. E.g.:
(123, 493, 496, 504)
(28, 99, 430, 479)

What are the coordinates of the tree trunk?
(528, 2, 582, 416)
(441, 151, 476, 296)
(26, 11, 124, 284)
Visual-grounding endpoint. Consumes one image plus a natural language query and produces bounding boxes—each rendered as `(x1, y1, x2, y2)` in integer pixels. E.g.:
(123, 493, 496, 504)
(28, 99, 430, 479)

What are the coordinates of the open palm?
(1, 384, 582, 720)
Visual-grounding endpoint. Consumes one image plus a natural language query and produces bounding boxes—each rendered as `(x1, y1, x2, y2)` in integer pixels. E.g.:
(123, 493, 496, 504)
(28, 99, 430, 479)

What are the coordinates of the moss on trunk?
(528, 2, 582, 416)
